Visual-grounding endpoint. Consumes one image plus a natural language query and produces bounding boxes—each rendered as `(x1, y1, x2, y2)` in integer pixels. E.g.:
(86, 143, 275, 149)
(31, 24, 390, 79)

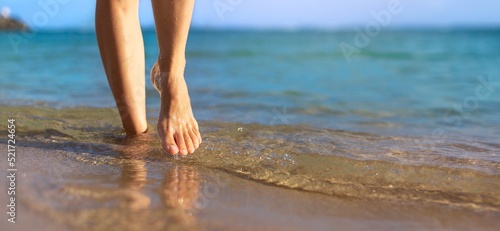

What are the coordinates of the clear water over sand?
(0, 106, 498, 230)
(0, 30, 499, 230)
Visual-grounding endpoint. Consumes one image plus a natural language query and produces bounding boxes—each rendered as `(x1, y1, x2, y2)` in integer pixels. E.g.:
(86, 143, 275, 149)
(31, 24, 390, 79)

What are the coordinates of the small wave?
(2, 106, 499, 211)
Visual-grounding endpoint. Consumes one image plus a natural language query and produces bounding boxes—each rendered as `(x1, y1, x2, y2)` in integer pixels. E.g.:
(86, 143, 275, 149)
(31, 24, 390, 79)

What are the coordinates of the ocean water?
(0, 29, 499, 215)
(1, 30, 500, 136)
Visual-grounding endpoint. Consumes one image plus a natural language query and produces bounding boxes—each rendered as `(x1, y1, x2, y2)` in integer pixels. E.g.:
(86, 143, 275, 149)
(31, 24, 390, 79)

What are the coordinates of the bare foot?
(150, 62, 202, 155)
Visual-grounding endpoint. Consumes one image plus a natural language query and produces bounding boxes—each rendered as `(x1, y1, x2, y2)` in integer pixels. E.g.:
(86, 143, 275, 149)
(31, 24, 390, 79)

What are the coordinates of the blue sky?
(2, 0, 500, 30)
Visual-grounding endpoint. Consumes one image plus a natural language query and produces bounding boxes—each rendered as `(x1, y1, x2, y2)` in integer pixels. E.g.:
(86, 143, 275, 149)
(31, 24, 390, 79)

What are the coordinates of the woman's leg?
(150, 0, 201, 155)
(95, 0, 147, 135)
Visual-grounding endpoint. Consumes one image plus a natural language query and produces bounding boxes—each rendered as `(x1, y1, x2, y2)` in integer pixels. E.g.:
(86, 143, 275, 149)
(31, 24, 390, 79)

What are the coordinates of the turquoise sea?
(0, 29, 499, 227)
(1, 30, 500, 137)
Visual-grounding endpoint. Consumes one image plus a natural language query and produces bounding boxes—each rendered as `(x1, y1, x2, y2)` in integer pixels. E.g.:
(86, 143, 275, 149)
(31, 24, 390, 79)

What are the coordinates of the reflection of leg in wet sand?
(161, 166, 200, 224)
(116, 135, 152, 211)
(117, 137, 201, 225)
(119, 159, 151, 211)
(34, 140, 202, 230)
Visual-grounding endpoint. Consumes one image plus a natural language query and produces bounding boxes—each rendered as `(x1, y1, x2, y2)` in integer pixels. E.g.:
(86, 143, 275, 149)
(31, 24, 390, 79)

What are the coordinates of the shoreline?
(0, 105, 499, 211)
(1, 144, 499, 230)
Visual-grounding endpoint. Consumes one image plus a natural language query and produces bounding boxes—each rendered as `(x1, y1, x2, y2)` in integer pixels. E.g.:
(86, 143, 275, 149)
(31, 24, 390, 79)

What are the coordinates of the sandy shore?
(0, 143, 498, 231)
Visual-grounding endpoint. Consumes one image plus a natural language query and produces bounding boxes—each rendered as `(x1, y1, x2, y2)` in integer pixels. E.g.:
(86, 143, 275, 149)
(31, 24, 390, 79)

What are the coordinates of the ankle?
(123, 121, 148, 136)
(159, 79, 189, 100)
(157, 56, 186, 75)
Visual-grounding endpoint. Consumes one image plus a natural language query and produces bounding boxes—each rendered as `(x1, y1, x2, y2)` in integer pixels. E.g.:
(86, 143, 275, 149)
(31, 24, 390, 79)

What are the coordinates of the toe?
(163, 131, 179, 155)
(189, 130, 199, 149)
(175, 133, 188, 155)
(184, 133, 195, 154)
(192, 127, 202, 145)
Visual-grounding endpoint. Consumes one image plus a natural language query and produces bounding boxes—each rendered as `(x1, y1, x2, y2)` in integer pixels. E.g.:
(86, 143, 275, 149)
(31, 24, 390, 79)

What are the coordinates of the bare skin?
(151, 0, 201, 155)
(95, 0, 147, 135)
(96, 0, 201, 155)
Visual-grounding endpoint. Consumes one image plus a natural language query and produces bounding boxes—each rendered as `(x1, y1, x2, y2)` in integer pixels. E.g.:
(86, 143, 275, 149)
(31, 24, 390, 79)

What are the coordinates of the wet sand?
(1, 143, 499, 231)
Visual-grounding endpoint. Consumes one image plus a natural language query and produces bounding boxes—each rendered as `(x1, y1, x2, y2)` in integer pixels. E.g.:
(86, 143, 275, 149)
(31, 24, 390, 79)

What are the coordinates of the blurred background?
(2, 0, 500, 30)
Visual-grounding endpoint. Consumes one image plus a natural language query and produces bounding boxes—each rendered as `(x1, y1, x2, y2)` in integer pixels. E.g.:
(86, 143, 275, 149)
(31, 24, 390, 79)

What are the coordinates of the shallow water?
(3, 143, 498, 231)
(1, 106, 498, 213)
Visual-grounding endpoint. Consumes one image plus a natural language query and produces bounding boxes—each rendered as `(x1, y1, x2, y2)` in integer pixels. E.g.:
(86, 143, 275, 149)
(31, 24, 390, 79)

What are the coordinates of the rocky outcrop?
(0, 17, 30, 32)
